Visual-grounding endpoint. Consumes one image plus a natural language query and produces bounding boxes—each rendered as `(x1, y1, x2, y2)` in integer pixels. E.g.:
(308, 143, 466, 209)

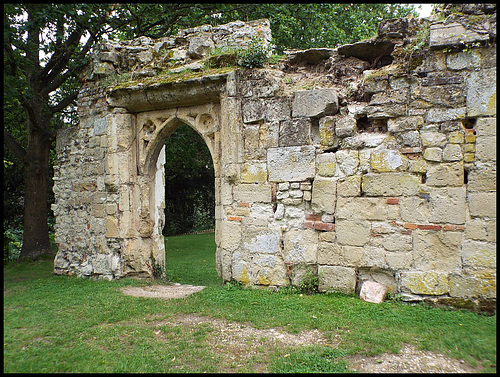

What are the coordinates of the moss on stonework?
(109, 66, 235, 90)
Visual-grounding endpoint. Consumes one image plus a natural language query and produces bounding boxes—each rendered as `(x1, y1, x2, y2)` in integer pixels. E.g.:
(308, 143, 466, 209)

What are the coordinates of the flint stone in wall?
(267, 146, 316, 182)
(318, 266, 357, 294)
(292, 89, 338, 118)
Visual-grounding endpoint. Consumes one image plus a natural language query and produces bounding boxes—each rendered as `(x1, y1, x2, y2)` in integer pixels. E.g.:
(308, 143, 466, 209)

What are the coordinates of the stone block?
(311, 177, 337, 214)
(462, 240, 496, 268)
(283, 229, 318, 264)
(475, 117, 496, 138)
(336, 149, 359, 176)
(450, 270, 496, 299)
(442, 143, 463, 161)
(475, 135, 496, 162)
(370, 149, 406, 172)
(240, 162, 267, 183)
(279, 118, 312, 147)
(241, 226, 281, 255)
(429, 22, 489, 49)
(233, 183, 272, 203)
(467, 169, 496, 191)
(316, 153, 337, 177)
(318, 266, 357, 294)
(466, 69, 497, 117)
(420, 131, 447, 148)
(399, 270, 449, 295)
(336, 197, 388, 220)
(362, 173, 420, 196)
(267, 146, 316, 182)
(387, 116, 423, 132)
(425, 162, 464, 187)
(399, 197, 430, 223)
(465, 219, 496, 242)
(106, 216, 119, 237)
(319, 116, 338, 147)
(468, 192, 496, 218)
(335, 115, 357, 137)
(336, 220, 371, 246)
(426, 107, 467, 123)
(292, 89, 339, 118)
(412, 229, 462, 271)
(337, 175, 361, 197)
(360, 281, 388, 304)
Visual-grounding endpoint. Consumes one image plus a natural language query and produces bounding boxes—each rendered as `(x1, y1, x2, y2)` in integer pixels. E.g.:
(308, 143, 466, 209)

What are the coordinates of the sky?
(412, 3, 434, 18)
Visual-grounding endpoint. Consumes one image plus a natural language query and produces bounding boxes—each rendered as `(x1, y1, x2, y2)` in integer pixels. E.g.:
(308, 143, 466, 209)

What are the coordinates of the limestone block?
(400, 197, 430, 223)
(428, 187, 466, 225)
(292, 89, 339, 118)
(475, 135, 496, 162)
(370, 149, 406, 172)
(408, 158, 428, 174)
(242, 226, 281, 255)
(399, 131, 421, 147)
(336, 197, 388, 220)
(447, 50, 482, 70)
(335, 115, 357, 137)
(386, 252, 412, 270)
(412, 229, 462, 271)
(449, 270, 496, 299)
(337, 175, 361, 197)
(93, 254, 112, 275)
(420, 131, 447, 148)
(106, 216, 119, 238)
(442, 143, 463, 161)
(283, 229, 318, 264)
(429, 22, 490, 49)
(360, 281, 388, 304)
(267, 146, 316, 182)
(317, 242, 342, 265)
(399, 270, 449, 295)
(319, 116, 338, 147)
(426, 107, 467, 123)
(241, 162, 267, 183)
(425, 161, 464, 187)
(311, 177, 337, 214)
(336, 220, 370, 246)
(475, 117, 496, 138)
(362, 173, 420, 196)
(382, 233, 413, 252)
(279, 118, 312, 147)
(336, 149, 359, 176)
(387, 116, 423, 133)
(318, 266, 357, 294)
(233, 183, 271, 203)
(316, 153, 337, 177)
(467, 169, 496, 191)
(424, 147, 443, 162)
(468, 192, 496, 218)
(361, 246, 387, 268)
(462, 240, 496, 268)
(466, 69, 497, 117)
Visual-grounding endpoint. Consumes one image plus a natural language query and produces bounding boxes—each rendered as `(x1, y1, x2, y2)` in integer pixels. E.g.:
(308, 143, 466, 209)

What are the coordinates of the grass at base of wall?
(3, 233, 497, 373)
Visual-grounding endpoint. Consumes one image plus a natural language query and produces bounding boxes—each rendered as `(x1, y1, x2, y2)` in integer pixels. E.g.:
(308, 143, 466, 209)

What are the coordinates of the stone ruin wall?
(52, 5, 496, 311)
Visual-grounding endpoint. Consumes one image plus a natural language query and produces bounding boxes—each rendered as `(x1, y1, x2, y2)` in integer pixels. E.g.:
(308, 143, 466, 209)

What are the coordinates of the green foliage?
(237, 36, 271, 68)
(163, 124, 215, 236)
(3, 222, 23, 263)
(3, 235, 497, 373)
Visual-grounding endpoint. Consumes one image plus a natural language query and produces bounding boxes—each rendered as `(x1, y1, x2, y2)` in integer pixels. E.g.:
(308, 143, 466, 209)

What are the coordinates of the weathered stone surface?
(399, 270, 450, 295)
(311, 177, 337, 214)
(335, 220, 371, 246)
(429, 22, 490, 49)
(370, 149, 406, 172)
(360, 281, 388, 304)
(362, 173, 420, 196)
(466, 69, 497, 117)
(412, 229, 462, 271)
(267, 146, 316, 182)
(316, 153, 337, 177)
(468, 192, 496, 218)
(283, 229, 318, 264)
(462, 240, 496, 268)
(318, 266, 357, 294)
(292, 89, 339, 118)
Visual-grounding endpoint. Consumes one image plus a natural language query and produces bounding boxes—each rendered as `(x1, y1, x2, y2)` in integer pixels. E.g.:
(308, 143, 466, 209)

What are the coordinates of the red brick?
(237, 202, 250, 207)
(418, 224, 442, 230)
(314, 222, 335, 231)
(443, 224, 465, 231)
(404, 223, 418, 230)
(305, 213, 323, 222)
(303, 221, 315, 229)
(228, 216, 243, 222)
(386, 197, 399, 205)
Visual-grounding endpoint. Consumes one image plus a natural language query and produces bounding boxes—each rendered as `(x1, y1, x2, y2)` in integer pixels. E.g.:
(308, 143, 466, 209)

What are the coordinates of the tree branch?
(3, 128, 27, 162)
(49, 91, 78, 115)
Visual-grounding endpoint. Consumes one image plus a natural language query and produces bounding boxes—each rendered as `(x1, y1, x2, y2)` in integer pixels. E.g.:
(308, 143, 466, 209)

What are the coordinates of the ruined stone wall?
(52, 6, 496, 309)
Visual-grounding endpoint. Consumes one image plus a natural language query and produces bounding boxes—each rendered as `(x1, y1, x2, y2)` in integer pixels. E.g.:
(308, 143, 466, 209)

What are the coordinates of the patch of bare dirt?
(119, 286, 485, 373)
(120, 283, 205, 299)
(347, 344, 484, 374)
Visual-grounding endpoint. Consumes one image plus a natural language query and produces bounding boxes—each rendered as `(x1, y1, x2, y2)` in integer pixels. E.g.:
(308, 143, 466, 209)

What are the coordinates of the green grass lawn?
(3, 233, 497, 373)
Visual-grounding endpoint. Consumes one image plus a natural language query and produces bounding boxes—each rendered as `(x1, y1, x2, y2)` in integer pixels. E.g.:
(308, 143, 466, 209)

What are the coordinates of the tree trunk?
(19, 123, 53, 261)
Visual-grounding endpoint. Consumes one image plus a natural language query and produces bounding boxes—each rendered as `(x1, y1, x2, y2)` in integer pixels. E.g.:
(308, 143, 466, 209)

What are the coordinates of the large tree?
(3, 3, 417, 260)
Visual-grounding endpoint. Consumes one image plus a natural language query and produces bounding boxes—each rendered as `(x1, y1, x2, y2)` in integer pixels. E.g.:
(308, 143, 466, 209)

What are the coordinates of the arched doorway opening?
(162, 123, 219, 285)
